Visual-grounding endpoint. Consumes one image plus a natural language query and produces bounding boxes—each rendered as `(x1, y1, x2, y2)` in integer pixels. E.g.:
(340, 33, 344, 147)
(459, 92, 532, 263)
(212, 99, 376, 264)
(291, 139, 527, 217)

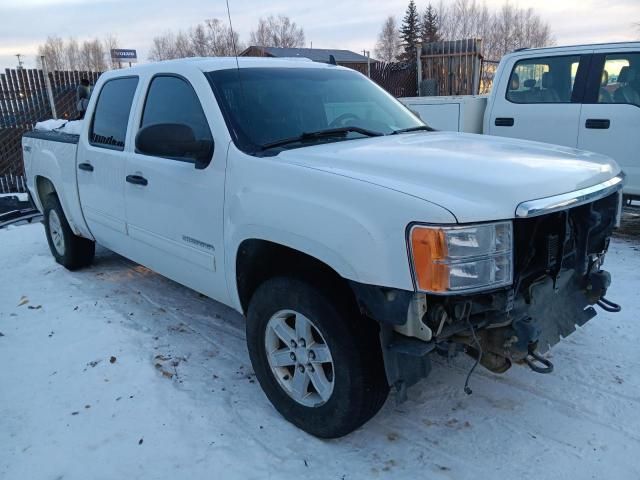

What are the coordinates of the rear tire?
(246, 276, 389, 438)
(43, 193, 95, 270)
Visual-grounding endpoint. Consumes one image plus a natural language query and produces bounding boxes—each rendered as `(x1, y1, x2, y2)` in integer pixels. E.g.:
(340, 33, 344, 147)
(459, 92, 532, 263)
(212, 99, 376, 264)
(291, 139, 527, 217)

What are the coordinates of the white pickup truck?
(23, 57, 624, 438)
(402, 41, 640, 200)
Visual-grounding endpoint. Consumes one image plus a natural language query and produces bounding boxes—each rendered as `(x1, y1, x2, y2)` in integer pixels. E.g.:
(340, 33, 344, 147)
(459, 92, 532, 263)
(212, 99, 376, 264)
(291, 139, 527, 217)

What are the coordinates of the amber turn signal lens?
(410, 227, 449, 292)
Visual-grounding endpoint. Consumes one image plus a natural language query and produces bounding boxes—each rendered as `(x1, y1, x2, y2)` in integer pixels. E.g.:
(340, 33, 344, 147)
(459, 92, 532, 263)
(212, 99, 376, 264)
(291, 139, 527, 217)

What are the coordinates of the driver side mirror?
(135, 123, 214, 170)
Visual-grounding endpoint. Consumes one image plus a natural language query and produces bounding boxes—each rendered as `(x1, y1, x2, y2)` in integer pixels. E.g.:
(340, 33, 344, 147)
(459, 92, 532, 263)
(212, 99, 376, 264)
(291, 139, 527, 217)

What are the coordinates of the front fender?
(223, 149, 456, 311)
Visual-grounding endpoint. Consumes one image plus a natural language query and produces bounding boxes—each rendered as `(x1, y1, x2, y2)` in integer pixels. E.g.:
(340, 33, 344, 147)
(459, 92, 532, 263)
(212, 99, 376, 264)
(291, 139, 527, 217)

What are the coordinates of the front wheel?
(246, 276, 389, 438)
(43, 193, 95, 270)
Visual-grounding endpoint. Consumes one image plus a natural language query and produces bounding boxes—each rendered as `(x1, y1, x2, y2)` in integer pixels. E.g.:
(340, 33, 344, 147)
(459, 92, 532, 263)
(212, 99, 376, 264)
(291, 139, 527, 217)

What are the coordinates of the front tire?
(246, 276, 389, 438)
(43, 193, 95, 270)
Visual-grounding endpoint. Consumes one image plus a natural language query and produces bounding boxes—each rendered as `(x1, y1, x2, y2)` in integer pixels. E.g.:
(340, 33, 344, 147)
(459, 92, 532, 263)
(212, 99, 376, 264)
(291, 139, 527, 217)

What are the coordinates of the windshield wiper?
(391, 125, 435, 134)
(260, 126, 384, 151)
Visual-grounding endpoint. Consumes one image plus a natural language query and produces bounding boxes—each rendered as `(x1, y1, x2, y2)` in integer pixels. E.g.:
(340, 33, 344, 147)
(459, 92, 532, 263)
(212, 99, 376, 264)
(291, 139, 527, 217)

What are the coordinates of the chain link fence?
(369, 62, 418, 98)
(0, 68, 101, 193)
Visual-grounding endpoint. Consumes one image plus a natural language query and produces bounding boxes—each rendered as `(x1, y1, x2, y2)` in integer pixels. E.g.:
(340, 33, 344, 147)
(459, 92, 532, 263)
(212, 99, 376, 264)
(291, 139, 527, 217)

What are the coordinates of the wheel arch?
(234, 238, 359, 316)
(34, 175, 57, 210)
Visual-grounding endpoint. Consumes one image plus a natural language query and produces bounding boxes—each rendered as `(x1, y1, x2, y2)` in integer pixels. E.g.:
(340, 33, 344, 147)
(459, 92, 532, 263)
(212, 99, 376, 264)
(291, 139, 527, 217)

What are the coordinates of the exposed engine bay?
(423, 191, 622, 375)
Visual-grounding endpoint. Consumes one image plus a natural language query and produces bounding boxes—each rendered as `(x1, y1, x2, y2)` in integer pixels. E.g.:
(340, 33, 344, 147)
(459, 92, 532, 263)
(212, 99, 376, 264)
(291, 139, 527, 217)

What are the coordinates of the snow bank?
(1, 223, 639, 480)
(34, 119, 83, 135)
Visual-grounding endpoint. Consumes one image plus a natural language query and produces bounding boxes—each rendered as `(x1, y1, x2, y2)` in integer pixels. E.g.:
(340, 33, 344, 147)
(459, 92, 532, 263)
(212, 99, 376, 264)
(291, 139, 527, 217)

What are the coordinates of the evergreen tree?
(399, 0, 420, 62)
(421, 4, 440, 44)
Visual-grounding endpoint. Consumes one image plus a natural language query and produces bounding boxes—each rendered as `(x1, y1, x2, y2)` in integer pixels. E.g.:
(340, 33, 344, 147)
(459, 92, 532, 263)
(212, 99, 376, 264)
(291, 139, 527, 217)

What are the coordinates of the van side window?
(506, 55, 581, 104)
(90, 77, 139, 150)
(597, 53, 640, 107)
(140, 75, 213, 160)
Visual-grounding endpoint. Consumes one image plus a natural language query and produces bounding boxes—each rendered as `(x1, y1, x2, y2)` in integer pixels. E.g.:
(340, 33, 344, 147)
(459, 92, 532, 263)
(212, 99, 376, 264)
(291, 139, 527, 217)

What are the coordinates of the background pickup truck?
(23, 56, 624, 438)
(401, 41, 640, 200)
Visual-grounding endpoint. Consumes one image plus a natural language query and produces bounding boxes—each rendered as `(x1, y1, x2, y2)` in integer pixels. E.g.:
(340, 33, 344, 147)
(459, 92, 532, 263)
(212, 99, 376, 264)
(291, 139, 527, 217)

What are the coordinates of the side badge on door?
(182, 235, 215, 252)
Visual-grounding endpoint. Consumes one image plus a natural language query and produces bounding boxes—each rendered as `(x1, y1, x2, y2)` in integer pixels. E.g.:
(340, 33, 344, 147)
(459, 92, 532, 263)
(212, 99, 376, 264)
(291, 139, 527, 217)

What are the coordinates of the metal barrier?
(0, 68, 101, 192)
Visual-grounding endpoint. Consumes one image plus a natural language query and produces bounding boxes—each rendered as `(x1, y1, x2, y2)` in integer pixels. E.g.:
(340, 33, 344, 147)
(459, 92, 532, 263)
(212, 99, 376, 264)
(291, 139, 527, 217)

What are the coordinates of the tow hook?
(525, 347, 554, 374)
(597, 296, 622, 313)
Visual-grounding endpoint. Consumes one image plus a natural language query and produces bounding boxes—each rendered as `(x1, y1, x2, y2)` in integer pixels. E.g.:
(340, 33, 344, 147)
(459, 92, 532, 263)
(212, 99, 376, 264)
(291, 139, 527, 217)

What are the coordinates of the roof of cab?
(507, 41, 640, 57)
(101, 56, 344, 79)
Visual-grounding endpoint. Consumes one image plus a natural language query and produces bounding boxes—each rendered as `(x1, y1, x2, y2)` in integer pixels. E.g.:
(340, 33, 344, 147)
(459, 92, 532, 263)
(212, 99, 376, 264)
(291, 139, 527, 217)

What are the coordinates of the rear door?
(578, 48, 640, 197)
(124, 73, 229, 303)
(77, 76, 138, 250)
(487, 52, 590, 147)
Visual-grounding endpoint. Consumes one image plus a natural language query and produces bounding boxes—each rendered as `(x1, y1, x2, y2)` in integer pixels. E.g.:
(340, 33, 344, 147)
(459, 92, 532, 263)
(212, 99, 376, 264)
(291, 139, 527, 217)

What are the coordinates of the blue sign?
(111, 49, 137, 62)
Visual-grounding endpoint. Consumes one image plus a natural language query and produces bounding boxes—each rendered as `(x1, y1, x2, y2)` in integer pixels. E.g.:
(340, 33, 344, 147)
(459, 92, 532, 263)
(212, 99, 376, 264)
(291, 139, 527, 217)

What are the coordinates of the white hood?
(279, 132, 621, 223)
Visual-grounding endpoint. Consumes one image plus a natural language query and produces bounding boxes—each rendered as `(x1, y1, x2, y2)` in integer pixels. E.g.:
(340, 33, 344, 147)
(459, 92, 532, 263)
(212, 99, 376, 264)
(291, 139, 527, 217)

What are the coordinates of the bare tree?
(148, 32, 178, 61)
(204, 18, 242, 56)
(79, 39, 107, 72)
(250, 15, 305, 48)
(175, 32, 192, 58)
(148, 18, 244, 61)
(37, 36, 66, 71)
(65, 38, 81, 70)
(435, 0, 553, 60)
(375, 16, 400, 63)
(103, 34, 120, 69)
(37, 35, 116, 71)
(190, 24, 209, 56)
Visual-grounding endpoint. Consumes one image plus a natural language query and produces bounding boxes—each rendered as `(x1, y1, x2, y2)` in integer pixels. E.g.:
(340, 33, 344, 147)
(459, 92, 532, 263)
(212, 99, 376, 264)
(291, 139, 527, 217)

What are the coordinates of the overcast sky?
(1, 0, 638, 69)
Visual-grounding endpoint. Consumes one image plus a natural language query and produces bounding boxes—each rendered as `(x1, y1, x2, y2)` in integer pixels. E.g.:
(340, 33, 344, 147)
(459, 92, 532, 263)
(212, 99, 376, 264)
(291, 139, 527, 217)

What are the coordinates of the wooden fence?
(420, 39, 483, 96)
(0, 68, 101, 193)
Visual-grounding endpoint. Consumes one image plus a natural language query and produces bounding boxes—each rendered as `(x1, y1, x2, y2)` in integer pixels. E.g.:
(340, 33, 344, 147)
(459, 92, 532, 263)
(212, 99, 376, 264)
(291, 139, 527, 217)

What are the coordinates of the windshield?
(206, 67, 425, 155)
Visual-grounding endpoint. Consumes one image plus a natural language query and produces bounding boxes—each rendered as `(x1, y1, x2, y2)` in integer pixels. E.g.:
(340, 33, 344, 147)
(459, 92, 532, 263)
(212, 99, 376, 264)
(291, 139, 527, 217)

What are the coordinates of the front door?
(124, 73, 229, 303)
(487, 53, 588, 148)
(77, 76, 139, 250)
(578, 49, 640, 197)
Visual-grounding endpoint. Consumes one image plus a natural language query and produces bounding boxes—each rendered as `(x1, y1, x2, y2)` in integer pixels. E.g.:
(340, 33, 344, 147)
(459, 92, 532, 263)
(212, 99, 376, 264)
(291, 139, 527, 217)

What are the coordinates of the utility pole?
(15, 54, 24, 70)
(415, 43, 422, 96)
(362, 50, 371, 78)
(41, 55, 58, 119)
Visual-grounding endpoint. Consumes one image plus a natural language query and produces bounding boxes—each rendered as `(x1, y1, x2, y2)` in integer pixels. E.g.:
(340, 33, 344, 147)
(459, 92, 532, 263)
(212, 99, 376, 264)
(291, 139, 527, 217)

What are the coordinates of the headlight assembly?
(409, 221, 513, 294)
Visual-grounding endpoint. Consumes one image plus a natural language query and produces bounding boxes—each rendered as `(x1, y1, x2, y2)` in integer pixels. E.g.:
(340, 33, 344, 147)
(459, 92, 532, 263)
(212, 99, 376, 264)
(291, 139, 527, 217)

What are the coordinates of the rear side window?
(506, 55, 581, 104)
(597, 53, 640, 107)
(90, 77, 138, 150)
(140, 75, 212, 158)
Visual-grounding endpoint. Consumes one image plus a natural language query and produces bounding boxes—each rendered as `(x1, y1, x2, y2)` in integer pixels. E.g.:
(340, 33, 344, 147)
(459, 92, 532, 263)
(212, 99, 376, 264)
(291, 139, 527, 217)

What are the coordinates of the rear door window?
(90, 77, 138, 150)
(596, 53, 640, 106)
(506, 55, 582, 104)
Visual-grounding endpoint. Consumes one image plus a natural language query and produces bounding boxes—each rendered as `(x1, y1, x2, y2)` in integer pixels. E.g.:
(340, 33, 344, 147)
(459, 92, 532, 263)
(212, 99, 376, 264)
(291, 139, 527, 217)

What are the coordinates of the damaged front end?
(433, 183, 623, 375)
(361, 175, 625, 398)
(446, 183, 624, 375)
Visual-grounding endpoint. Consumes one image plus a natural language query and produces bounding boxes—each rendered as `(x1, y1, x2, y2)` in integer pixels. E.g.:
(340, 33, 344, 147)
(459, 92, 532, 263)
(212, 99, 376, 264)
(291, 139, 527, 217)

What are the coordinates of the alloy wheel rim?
(48, 210, 65, 256)
(264, 309, 335, 407)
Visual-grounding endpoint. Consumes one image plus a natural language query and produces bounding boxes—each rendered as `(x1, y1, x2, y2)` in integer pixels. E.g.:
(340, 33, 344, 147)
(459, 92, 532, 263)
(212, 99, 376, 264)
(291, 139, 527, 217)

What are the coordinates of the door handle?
(126, 174, 148, 186)
(78, 162, 94, 172)
(494, 117, 514, 127)
(585, 119, 610, 129)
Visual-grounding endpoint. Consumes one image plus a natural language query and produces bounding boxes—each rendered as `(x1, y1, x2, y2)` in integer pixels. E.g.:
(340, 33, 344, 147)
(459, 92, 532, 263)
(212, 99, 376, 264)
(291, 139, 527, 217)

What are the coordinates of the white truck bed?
(400, 95, 488, 134)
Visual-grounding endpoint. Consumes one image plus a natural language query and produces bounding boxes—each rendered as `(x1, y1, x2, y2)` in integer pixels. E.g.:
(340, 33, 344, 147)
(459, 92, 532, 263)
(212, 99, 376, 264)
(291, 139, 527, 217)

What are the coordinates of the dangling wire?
(463, 305, 482, 395)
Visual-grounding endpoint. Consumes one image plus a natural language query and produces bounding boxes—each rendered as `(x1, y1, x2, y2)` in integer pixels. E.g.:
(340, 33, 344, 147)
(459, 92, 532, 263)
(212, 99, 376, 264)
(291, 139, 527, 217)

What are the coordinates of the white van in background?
(401, 42, 640, 200)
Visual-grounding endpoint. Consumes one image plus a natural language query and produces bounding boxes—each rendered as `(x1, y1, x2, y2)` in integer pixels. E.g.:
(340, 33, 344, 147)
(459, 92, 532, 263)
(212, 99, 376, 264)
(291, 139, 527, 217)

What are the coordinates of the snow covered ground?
(1, 222, 639, 480)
